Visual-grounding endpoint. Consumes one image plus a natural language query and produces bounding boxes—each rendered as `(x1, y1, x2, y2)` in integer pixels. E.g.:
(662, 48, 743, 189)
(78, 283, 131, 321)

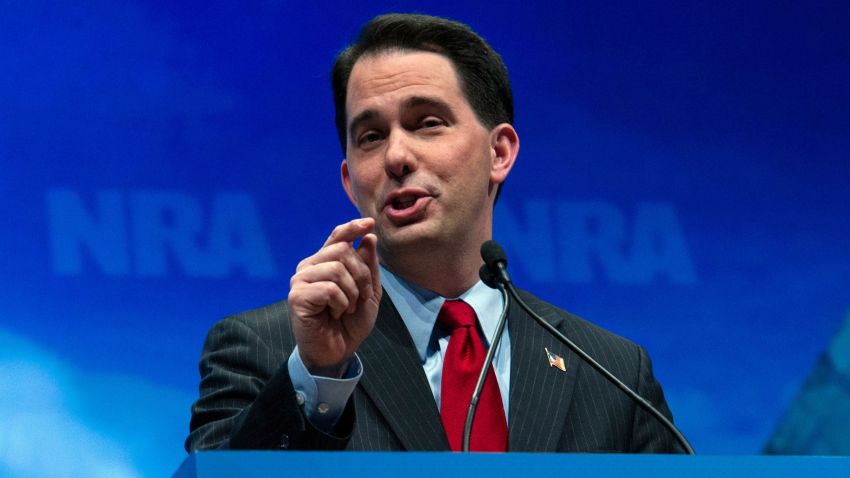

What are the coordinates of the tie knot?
(437, 299, 476, 330)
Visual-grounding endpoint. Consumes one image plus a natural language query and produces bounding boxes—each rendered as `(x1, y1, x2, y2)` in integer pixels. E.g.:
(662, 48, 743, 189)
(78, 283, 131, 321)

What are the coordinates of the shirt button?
(295, 392, 305, 406)
(317, 402, 330, 414)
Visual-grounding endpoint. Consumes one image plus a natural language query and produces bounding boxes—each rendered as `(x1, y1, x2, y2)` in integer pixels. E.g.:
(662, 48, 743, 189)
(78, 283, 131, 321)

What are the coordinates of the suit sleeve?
(629, 346, 688, 453)
(185, 314, 355, 451)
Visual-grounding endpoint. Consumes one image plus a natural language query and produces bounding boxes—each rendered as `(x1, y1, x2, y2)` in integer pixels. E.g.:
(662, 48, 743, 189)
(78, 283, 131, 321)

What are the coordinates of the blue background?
(1, 1, 848, 477)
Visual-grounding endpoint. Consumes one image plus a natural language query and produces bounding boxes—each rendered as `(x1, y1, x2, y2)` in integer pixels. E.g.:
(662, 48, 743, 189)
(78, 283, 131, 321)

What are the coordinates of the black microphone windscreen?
(479, 264, 499, 288)
(480, 240, 507, 269)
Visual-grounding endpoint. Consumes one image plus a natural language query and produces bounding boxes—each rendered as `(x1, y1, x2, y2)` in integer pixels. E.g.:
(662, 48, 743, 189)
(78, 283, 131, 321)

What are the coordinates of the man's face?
(341, 51, 515, 259)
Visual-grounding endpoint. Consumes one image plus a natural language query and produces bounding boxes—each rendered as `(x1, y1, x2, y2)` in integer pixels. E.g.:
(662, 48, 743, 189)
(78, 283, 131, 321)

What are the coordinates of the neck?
(380, 242, 483, 298)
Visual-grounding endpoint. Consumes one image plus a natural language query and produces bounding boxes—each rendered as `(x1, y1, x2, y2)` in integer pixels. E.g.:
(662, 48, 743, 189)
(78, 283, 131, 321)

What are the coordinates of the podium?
(173, 452, 850, 478)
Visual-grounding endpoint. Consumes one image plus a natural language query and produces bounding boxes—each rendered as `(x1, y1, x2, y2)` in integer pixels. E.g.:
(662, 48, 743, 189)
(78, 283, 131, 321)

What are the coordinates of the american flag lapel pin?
(545, 347, 567, 372)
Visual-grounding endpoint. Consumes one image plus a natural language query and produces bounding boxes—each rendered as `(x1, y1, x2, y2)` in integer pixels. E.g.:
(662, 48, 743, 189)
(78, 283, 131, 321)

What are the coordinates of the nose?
(384, 129, 417, 180)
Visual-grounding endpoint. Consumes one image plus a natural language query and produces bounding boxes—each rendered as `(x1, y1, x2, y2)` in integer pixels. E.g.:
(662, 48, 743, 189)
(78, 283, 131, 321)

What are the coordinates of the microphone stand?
(462, 283, 510, 453)
(502, 279, 695, 455)
(479, 239, 695, 455)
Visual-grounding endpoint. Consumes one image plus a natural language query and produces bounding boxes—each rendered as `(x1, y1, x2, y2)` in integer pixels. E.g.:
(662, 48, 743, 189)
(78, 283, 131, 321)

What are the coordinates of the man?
(187, 13, 683, 453)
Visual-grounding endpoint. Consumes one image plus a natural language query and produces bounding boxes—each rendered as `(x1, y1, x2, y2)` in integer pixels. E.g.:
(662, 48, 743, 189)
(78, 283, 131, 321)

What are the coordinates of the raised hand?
(288, 218, 382, 377)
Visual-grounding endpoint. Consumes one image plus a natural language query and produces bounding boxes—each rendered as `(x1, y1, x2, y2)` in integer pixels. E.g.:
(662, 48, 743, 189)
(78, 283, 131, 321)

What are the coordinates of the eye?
(357, 130, 384, 147)
(418, 116, 446, 129)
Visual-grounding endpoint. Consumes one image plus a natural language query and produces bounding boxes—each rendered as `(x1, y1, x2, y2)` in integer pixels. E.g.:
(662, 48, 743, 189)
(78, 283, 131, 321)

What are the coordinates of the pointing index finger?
(323, 217, 376, 247)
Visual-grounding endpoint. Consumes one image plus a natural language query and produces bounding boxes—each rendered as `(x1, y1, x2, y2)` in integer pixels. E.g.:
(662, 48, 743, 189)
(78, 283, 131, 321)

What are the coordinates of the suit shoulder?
(201, 299, 294, 352)
(218, 299, 292, 331)
(199, 298, 295, 370)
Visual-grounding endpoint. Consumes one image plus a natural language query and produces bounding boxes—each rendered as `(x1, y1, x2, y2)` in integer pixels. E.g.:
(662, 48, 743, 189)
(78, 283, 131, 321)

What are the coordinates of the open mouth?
(392, 196, 418, 210)
(383, 189, 433, 224)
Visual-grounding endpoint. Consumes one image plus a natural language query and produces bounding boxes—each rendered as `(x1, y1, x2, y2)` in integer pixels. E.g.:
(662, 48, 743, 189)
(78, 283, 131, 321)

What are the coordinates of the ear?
(340, 159, 359, 207)
(489, 123, 519, 185)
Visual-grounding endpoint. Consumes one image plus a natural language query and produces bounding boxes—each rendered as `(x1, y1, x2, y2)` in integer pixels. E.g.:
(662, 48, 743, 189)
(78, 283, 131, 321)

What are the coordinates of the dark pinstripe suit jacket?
(186, 290, 683, 453)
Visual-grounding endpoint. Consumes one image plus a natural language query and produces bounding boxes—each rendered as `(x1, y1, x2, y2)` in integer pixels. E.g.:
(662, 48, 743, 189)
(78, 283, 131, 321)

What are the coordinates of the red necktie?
(437, 299, 508, 451)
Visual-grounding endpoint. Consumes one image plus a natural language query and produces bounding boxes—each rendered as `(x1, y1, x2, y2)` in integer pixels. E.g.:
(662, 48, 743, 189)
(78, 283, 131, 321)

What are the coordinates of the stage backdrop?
(2, 1, 849, 477)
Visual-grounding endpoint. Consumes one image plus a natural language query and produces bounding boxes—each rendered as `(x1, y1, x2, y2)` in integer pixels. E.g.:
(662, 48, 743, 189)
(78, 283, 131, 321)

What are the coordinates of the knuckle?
(330, 261, 347, 278)
(329, 241, 349, 254)
(290, 268, 309, 287)
(340, 249, 363, 268)
(354, 261, 371, 279)
(321, 282, 338, 296)
(353, 266, 372, 287)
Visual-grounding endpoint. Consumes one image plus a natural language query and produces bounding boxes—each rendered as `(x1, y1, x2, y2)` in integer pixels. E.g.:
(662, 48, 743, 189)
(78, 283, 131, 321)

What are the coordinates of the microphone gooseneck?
(477, 240, 696, 455)
(460, 265, 510, 452)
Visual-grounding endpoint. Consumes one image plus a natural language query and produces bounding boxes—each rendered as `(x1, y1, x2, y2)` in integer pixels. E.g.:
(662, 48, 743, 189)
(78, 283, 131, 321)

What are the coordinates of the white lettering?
(46, 189, 278, 278)
(132, 191, 206, 277)
(47, 189, 129, 276)
(205, 193, 277, 278)
(557, 201, 630, 283)
(494, 200, 557, 281)
(627, 202, 697, 284)
(496, 200, 698, 284)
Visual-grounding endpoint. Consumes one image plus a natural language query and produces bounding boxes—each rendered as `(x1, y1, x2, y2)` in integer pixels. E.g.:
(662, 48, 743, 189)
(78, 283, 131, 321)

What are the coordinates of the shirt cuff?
(287, 345, 363, 431)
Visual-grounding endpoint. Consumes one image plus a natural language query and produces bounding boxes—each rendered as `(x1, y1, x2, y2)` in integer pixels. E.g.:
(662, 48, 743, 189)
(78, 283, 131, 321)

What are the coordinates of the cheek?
(454, 142, 493, 183)
(440, 137, 488, 171)
(348, 164, 382, 202)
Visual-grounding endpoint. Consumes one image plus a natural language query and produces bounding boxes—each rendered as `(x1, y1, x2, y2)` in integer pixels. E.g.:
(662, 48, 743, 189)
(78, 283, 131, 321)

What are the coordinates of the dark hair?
(331, 13, 513, 154)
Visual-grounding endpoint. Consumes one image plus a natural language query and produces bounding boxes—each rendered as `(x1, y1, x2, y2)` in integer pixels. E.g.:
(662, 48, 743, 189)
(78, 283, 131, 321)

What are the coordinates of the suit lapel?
(357, 293, 450, 450)
(507, 295, 581, 451)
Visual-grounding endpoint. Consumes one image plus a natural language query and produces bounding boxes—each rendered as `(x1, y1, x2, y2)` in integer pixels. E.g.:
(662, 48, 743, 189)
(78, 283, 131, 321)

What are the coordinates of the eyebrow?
(403, 95, 452, 113)
(347, 95, 454, 141)
(348, 110, 378, 142)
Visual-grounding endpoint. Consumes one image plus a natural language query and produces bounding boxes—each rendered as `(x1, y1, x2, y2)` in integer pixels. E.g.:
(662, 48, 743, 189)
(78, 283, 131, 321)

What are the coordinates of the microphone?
(478, 240, 695, 455)
(478, 262, 499, 289)
(480, 240, 510, 286)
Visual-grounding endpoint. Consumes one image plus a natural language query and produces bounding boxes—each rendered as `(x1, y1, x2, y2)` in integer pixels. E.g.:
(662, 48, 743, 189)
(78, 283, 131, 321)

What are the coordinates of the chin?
(376, 221, 442, 252)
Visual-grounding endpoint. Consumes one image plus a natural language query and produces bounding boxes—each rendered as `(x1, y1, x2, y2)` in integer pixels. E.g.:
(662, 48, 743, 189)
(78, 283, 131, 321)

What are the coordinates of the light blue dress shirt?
(288, 265, 511, 430)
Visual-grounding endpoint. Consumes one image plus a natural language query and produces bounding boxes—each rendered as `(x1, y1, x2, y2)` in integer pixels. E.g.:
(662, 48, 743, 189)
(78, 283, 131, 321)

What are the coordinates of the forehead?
(345, 51, 466, 119)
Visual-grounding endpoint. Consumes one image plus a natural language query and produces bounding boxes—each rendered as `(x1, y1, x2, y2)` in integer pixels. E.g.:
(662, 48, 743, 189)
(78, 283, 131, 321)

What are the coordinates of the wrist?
(303, 358, 350, 379)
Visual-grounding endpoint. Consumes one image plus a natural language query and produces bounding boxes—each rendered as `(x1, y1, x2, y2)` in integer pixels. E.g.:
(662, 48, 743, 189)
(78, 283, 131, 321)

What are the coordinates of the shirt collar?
(380, 264, 505, 362)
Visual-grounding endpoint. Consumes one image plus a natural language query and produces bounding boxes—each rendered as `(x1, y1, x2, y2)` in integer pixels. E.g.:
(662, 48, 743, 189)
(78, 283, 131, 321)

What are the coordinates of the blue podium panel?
(173, 452, 850, 478)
